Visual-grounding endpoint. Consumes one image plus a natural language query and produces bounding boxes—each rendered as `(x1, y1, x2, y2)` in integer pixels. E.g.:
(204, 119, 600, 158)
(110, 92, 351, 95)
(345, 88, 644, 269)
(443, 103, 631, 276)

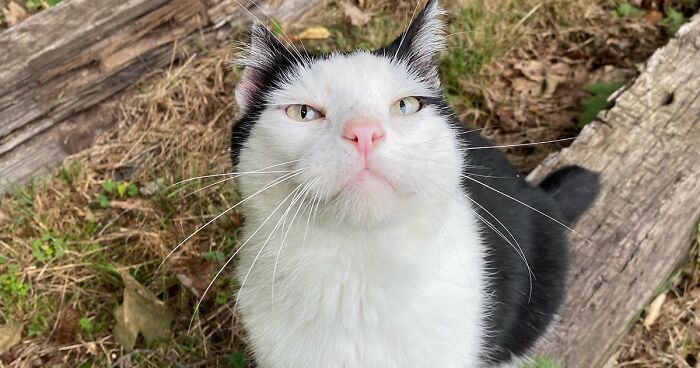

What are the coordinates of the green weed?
(524, 356, 562, 368)
(0, 265, 30, 307)
(79, 316, 95, 338)
(203, 251, 226, 263)
(661, 6, 686, 35)
(98, 179, 139, 207)
(578, 81, 625, 127)
(226, 352, 248, 368)
(32, 232, 65, 262)
(611, 2, 645, 17)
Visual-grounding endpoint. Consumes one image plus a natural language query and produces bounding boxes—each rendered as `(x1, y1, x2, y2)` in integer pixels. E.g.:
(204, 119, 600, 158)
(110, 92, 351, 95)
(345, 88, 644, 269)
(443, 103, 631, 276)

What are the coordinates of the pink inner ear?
(235, 68, 263, 110)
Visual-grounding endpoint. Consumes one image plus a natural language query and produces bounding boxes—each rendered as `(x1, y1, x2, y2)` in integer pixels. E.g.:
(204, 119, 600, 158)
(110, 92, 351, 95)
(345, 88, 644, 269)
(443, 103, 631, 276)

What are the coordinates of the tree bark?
(529, 13, 700, 368)
(0, 0, 321, 192)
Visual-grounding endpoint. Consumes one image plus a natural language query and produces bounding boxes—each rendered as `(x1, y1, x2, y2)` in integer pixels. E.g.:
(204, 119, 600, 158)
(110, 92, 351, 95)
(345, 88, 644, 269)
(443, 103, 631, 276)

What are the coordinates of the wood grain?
(0, 0, 321, 192)
(529, 13, 700, 368)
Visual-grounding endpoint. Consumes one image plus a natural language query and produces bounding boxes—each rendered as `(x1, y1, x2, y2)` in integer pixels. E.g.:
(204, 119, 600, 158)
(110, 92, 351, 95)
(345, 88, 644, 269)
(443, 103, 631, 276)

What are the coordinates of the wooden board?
(0, 0, 321, 192)
(528, 13, 700, 368)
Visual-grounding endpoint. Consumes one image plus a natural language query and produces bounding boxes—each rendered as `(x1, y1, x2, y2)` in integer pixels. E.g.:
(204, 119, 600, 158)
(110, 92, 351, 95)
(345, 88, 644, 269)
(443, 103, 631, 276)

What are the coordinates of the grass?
(0, 0, 697, 366)
(0, 0, 62, 29)
(611, 223, 700, 367)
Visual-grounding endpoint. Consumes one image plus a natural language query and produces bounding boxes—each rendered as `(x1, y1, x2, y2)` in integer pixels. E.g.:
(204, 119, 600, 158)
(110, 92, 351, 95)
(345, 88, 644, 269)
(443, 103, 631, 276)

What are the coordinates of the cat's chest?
(235, 205, 487, 367)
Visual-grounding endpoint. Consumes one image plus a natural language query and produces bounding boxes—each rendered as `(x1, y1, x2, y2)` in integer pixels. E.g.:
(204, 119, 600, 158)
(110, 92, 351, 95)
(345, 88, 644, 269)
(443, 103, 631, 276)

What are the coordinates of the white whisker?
(271, 177, 319, 311)
(461, 174, 591, 243)
(180, 170, 292, 200)
(233, 179, 309, 316)
(464, 137, 575, 151)
(188, 172, 307, 332)
(159, 168, 306, 272)
(168, 159, 301, 188)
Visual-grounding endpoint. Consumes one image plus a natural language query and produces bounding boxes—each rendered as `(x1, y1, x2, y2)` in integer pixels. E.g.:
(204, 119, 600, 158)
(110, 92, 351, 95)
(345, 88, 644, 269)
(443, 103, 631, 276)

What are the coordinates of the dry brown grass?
(609, 225, 700, 368)
(0, 47, 245, 366)
(0, 0, 698, 367)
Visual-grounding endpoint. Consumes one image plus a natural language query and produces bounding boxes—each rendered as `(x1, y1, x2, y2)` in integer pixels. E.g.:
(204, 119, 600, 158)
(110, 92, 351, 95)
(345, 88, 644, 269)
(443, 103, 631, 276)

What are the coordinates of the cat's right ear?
(235, 24, 291, 113)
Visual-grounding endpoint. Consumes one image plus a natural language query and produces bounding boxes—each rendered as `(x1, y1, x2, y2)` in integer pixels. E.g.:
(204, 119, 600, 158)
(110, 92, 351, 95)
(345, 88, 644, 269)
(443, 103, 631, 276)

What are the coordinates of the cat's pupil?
(400, 100, 406, 113)
(300, 105, 308, 119)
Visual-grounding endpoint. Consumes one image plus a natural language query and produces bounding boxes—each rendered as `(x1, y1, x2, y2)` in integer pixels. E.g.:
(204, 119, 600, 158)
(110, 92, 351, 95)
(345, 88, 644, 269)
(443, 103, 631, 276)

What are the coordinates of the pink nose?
(343, 120, 385, 156)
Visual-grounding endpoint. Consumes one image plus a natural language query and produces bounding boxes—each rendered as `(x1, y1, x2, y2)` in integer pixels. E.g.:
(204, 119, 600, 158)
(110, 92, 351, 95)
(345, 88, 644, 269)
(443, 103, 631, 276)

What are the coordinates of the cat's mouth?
(341, 168, 397, 193)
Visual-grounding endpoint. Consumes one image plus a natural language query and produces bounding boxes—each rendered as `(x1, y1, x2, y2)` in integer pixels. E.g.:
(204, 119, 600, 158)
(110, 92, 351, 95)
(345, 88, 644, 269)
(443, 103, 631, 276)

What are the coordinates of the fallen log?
(529, 13, 700, 368)
(0, 0, 321, 192)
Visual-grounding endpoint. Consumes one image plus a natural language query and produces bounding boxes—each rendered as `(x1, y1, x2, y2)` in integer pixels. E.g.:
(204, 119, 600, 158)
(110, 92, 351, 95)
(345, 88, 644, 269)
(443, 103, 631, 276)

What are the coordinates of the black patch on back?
(453, 122, 599, 363)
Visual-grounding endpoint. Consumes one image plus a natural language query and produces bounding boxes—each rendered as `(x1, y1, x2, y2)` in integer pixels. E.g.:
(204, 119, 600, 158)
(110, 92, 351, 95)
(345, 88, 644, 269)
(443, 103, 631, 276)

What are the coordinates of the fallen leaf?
(515, 60, 545, 82)
(543, 63, 571, 98)
(295, 27, 331, 40)
(139, 178, 164, 196)
(0, 351, 16, 365)
(340, 2, 371, 27)
(175, 258, 215, 300)
(511, 77, 542, 97)
(0, 209, 8, 226)
(643, 293, 666, 329)
(54, 308, 80, 344)
(113, 270, 173, 351)
(3, 2, 29, 26)
(644, 10, 663, 25)
(0, 323, 22, 353)
(109, 199, 150, 212)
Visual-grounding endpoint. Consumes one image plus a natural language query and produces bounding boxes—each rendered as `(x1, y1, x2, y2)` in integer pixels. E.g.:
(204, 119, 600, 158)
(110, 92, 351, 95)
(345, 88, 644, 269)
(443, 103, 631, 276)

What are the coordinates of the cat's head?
(231, 0, 463, 226)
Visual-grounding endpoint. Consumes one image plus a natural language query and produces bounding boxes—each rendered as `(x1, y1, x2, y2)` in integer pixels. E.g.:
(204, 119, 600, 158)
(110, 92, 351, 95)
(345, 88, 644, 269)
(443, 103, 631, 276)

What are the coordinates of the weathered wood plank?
(0, 0, 321, 192)
(528, 13, 700, 368)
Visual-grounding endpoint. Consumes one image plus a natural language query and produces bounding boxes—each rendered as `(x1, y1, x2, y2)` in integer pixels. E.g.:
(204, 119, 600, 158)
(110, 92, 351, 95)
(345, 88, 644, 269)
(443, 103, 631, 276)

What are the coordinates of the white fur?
(233, 51, 494, 367)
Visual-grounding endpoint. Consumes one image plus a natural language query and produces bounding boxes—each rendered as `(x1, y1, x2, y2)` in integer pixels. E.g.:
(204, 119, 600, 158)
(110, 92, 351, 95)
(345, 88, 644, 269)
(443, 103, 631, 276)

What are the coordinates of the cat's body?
(229, 1, 599, 367)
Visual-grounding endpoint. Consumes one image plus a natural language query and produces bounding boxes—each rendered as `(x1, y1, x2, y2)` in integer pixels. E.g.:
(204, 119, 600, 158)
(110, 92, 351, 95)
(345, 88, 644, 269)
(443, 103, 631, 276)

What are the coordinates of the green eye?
(285, 104, 324, 122)
(391, 97, 422, 116)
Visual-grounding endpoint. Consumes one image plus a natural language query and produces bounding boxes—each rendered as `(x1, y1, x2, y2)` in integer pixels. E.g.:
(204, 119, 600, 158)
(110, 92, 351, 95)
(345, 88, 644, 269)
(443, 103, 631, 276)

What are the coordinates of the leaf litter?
(0, 323, 22, 353)
(113, 269, 173, 352)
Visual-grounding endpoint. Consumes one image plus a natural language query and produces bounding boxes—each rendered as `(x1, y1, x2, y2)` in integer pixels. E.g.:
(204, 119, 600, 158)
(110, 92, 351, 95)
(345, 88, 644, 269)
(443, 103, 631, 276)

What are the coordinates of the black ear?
(234, 23, 296, 112)
(378, 0, 445, 79)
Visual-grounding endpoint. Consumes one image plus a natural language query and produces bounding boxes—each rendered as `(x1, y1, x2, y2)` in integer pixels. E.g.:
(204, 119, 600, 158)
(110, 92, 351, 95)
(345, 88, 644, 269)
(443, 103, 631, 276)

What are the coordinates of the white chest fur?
(235, 197, 487, 368)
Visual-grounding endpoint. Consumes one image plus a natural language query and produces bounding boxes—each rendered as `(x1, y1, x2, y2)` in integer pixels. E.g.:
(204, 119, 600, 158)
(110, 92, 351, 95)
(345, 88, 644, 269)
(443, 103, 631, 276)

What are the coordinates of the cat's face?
(232, 0, 463, 226)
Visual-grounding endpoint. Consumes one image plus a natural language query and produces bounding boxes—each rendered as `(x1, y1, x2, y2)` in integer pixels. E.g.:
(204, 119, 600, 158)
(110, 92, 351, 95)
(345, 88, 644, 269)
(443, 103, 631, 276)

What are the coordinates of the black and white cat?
(229, 1, 599, 366)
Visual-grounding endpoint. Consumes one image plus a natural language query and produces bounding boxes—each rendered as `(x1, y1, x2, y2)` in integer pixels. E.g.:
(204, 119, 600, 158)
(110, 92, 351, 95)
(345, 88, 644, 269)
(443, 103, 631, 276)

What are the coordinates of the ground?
(0, 0, 698, 367)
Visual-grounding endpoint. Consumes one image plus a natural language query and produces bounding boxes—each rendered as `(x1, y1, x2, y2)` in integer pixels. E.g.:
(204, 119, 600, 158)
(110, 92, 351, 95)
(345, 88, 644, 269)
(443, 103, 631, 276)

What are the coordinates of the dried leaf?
(0, 323, 22, 353)
(340, 2, 371, 27)
(4, 2, 29, 26)
(644, 10, 663, 25)
(511, 77, 541, 97)
(643, 293, 666, 329)
(54, 308, 80, 344)
(175, 259, 214, 300)
(0, 209, 8, 226)
(515, 60, 545, 82)
(109, 199, 149, 212)
(113, 270, 173, 351)
(139, 178, 164, 196)
(296, 27, 331, 40)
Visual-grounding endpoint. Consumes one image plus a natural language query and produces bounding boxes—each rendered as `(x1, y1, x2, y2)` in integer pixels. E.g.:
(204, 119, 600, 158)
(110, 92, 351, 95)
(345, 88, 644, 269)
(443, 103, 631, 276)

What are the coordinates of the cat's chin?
(342, 168, 397, 193)
(319, 171, 414, 226)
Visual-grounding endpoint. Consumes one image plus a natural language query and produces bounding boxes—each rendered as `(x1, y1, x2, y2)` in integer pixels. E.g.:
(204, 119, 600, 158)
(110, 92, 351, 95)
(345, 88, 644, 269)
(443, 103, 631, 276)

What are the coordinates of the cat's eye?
(285, 104, 324, 122)
(391, 97, 422, 116)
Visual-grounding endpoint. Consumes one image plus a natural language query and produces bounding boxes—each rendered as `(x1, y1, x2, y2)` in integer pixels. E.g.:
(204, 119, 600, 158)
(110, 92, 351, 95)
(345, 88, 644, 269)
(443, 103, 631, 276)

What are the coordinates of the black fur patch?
(230, 27, 321, 167)
(454, 122, 598, 363)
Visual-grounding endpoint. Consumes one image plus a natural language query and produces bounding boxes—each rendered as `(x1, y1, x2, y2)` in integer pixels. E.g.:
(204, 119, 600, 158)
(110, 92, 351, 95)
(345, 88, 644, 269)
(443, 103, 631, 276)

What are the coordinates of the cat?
(228, 0, 599, 366)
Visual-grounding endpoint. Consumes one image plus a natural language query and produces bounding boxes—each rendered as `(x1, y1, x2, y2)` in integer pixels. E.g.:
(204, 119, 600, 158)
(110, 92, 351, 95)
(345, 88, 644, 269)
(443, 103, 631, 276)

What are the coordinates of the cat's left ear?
(234, 23, 296, 113)
(379, 0, 445, 79)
